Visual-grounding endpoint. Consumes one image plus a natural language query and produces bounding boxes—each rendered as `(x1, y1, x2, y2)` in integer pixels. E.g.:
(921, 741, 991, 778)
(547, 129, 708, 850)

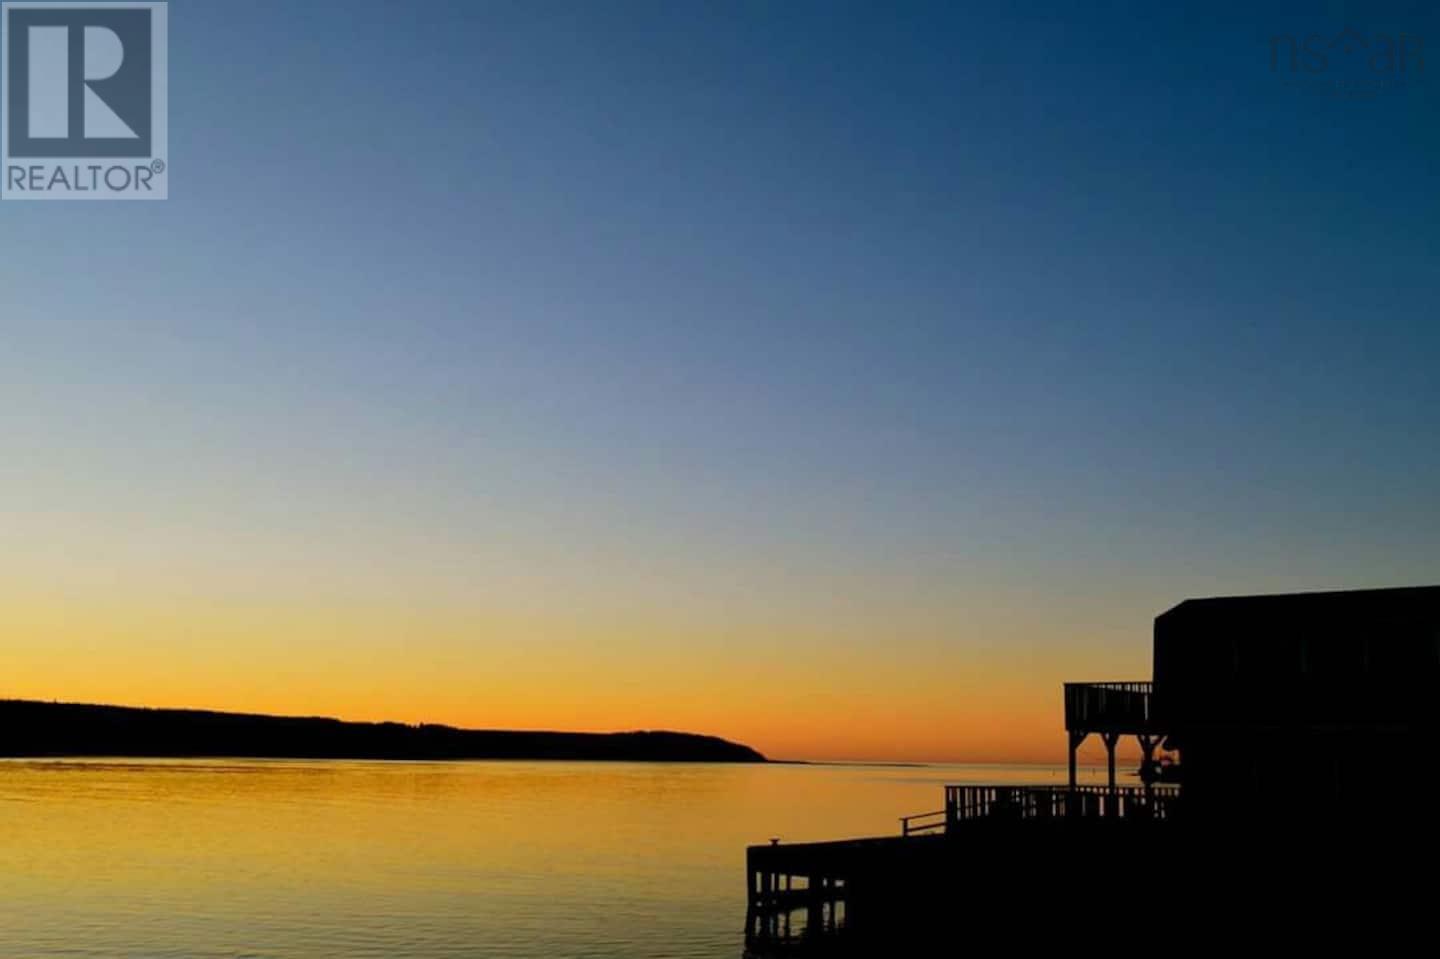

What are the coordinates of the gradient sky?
(2, 0, 1437, 762)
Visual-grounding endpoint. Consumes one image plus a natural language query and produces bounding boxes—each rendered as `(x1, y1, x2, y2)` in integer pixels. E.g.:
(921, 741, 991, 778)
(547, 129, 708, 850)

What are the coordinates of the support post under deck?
(1101, 731, 1122, 792)
(1137, 733, 1160, 799)
(1067, 730, 1088, 790)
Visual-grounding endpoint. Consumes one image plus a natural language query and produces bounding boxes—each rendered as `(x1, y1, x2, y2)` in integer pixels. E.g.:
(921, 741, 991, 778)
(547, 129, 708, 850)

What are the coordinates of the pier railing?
(899, 808, 948, 836)
(1064, 681, 1156, 733)
(901, 784, 1178, 834)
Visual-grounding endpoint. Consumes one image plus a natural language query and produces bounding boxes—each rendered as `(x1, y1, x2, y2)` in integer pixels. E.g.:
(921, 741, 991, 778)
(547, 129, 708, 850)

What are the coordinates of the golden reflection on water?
(0, 759, 1109, 957)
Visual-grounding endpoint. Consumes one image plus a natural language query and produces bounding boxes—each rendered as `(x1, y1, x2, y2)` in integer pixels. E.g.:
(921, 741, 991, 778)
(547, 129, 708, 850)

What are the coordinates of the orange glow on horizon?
(0, 585, 1152, 764)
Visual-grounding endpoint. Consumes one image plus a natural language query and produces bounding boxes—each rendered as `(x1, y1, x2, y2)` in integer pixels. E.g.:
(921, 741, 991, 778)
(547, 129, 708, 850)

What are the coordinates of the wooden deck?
(746, 819, 1434, 954)
(746, 783, 1177, 949)
(745, 833, 934, 946)
(1063, 681, 1167, 789)
(1064, 681, 1156, 733)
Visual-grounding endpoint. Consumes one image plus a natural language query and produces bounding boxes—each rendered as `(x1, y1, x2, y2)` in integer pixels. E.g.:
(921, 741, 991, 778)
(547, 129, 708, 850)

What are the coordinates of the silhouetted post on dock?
(806, 877, 821, 934)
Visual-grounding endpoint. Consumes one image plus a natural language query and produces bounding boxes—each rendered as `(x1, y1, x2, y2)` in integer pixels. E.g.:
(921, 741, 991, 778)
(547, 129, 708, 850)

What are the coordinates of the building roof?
(1157, 585, 1440, 623)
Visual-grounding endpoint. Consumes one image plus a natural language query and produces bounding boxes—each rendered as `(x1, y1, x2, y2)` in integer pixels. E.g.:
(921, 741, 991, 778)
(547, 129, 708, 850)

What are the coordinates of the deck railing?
(940, 784, 1178, 827)
(899, 808, 948, 837)
(899, 785, 1180, 835)
(1064, 681, 1155, 733)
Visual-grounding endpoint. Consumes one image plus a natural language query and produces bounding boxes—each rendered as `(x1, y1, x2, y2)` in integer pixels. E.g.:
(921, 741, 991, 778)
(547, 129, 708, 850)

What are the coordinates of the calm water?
(0, 759, 1112, 957)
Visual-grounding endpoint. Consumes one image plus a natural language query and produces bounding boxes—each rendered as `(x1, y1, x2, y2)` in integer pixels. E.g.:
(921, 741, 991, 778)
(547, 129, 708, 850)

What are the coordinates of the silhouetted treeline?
(0, 700, 766, 762)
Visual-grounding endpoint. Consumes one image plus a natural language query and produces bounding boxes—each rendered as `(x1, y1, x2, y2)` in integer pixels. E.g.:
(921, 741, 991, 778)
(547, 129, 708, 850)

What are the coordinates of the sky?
(1, 0, 1437, 762)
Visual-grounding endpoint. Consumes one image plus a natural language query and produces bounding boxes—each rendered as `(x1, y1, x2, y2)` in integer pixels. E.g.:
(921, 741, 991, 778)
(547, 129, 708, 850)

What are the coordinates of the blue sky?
(1, 1, 1437, 758)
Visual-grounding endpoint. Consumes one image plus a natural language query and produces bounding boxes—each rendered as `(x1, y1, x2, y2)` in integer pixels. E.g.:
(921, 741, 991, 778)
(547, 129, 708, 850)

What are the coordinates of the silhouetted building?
(1154, 585, 1440, 822)
(747, 585, 1440, 952)
(1065, 585, 1440, 821)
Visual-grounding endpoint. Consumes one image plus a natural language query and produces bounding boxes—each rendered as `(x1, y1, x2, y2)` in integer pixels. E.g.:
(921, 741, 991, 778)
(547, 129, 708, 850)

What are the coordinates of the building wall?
(1151, 587, 1440, 825)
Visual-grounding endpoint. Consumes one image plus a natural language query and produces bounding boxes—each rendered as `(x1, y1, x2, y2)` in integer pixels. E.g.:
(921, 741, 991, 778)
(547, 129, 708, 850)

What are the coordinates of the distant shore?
(0, 699, 766, 763)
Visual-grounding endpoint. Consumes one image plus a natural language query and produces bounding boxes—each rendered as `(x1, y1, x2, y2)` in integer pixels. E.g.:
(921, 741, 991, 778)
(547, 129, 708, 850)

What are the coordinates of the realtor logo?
(2, 1, 167, 200)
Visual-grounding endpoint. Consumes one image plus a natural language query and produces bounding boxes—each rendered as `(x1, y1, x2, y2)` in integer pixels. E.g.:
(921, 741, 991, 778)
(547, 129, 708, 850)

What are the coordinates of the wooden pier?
(744, 682, 1178, 951)
(746, 783, 1177, 951)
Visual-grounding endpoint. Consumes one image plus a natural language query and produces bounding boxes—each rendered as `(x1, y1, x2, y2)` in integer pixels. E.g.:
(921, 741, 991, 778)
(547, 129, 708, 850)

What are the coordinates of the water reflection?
(0, 759, 1110, 958)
